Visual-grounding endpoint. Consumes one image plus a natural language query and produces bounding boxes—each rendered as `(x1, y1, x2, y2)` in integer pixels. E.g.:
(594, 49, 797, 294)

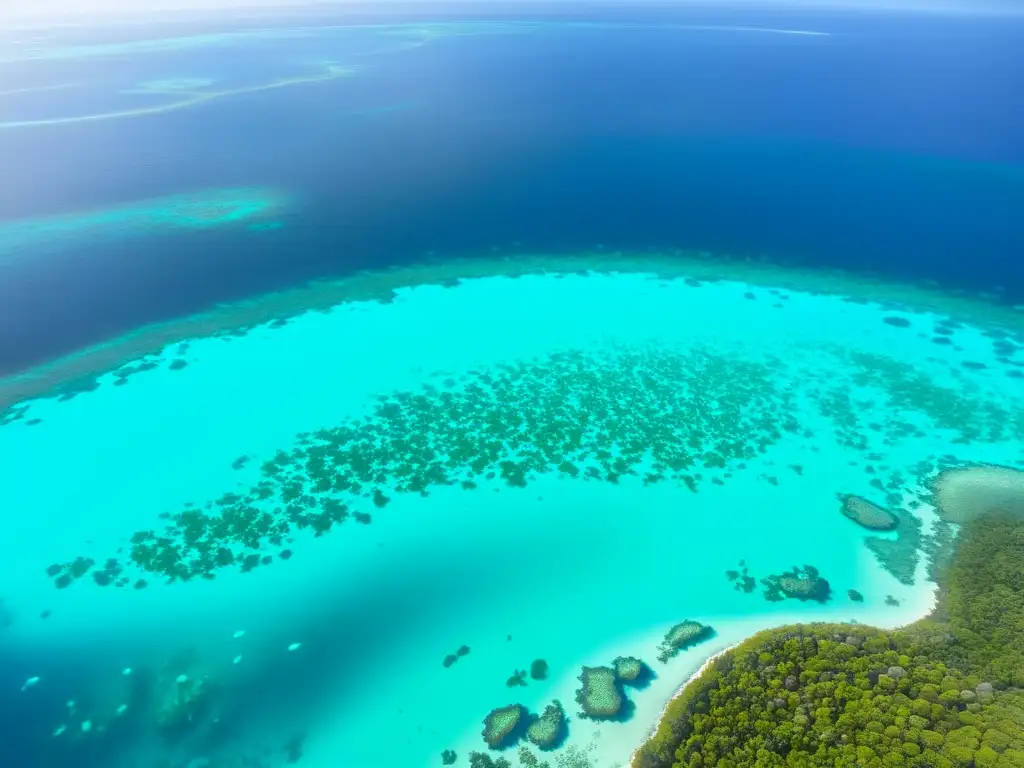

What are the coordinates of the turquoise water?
(3, 264, 1021, 767)
(0, 187, 290, 264)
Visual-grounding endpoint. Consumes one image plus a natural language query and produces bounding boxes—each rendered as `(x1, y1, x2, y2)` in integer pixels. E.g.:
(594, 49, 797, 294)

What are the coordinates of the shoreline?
(624, 580, 941, 768)
(626, 640, 742, 768)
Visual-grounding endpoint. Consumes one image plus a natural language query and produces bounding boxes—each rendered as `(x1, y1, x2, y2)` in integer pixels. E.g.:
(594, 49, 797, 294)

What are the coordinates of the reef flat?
(2, 248, 1022, 413)
(1, 257, 1022, 768)
(0, 186, 291, 267)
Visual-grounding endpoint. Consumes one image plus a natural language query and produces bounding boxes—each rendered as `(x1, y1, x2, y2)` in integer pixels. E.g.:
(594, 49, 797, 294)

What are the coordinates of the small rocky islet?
(575, 666, 623, 720)
(481, 704, 527, 749)
(477, 649, 660, 754)
(612, 656, 649, 684)
(526, 701, 567, 749)
(656, 621, 714, 664)
(474, 621, 701, 756)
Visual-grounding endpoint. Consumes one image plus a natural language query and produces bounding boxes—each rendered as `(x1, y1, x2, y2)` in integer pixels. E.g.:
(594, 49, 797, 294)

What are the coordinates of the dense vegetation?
(633, 512, 1024, 768)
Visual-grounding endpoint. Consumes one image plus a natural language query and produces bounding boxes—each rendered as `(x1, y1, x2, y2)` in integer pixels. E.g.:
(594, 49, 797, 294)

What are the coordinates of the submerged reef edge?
(2, 248, 1022, 415)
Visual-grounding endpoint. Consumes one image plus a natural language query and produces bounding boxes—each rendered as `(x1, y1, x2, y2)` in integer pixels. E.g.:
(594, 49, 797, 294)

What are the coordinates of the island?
(631, 466, 1024, 768)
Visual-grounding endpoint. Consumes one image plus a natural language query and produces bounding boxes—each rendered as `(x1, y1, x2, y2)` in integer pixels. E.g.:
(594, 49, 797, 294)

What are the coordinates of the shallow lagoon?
(2, 259, 1022, 767)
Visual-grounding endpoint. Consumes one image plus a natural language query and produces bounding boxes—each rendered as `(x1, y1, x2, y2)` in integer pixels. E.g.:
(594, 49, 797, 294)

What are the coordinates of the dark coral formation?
(469, 753, 511, 768)
(53, 348, 803, 588)
(441, 748, 456, 765)
(529, 659, 548, 680)
(613, 656, 649, 684)
(42, 336, 1024, 592)
(481, 704, 526, 749)
(882, 315, 911, 327)
(657, 621, 714, 664)
(761, 565, 831, 603)
(526, 700, 566, 750)
(575, 666, 623, 719)
(725, 560, 757, 593)
(839, 493, 899, 531)
(443, 644, 471, 668)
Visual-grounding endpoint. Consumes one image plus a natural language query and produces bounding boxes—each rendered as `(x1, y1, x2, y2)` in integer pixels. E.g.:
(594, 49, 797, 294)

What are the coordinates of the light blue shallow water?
(1, 267, 1022, 767)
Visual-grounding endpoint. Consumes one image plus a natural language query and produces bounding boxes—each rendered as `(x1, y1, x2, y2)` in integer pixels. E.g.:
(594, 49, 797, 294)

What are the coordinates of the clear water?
(1, 6, 1023, 768)
(3, 261, 1022, 766)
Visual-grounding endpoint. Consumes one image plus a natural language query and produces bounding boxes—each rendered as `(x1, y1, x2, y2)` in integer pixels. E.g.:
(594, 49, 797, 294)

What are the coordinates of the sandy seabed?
(0, 261, 1021, 768)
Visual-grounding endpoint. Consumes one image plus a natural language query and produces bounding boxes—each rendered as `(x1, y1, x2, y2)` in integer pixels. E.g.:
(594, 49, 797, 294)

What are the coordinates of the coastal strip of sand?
(627, 641, 742, 767)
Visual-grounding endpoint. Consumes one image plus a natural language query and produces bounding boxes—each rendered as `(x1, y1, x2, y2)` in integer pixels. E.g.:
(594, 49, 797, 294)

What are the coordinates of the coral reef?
(53, 347, 811, 587)
(860, 501, 924, 587)
(526, 700, 566, 749)
(530, 659, 548, 680)
(656, 621, 714, 664)
(933, 464, 1024, 524)
(442, 643, 470, 668)
(38, 325, 1024, 597)
(442, 748, 457, 765)
(613, 656, 648, 684)
(517, 746, 550, 767)
(469, 753, 511, 768)
(155, 670, 216, 737)
(575, 666, 623, 719)
(838, 493, 899, 530)
(725, 561, 756, 593)
(481, 704, 526, 748)
(760, 565, 831, 603)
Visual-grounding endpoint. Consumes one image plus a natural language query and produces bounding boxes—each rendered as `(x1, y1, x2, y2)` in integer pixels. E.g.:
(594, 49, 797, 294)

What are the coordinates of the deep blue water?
(1, 2, 1023, 375)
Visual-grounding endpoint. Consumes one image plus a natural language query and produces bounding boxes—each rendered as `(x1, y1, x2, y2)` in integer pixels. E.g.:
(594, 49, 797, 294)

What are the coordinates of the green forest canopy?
(632, 510, 1024, 768)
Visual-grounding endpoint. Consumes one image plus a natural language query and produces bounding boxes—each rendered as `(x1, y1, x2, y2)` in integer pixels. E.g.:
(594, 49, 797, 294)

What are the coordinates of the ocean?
(1, 3, 1022, 373)
(0, 4, 1022, 768)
